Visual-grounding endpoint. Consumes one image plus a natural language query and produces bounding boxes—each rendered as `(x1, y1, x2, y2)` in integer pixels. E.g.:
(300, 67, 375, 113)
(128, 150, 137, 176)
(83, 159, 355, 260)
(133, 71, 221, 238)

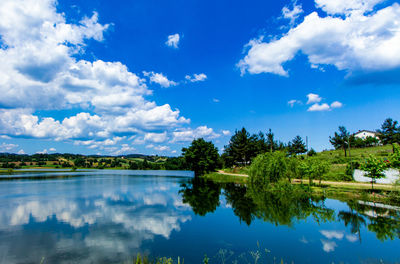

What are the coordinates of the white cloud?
(112, 144, 135, 155)
(36, 149, 48, 154)
(222, 130, 231, 136)
(154, 145, 169, 152)
(282, 0, 303, 25)
(143, 71, 177, 88)
(308, 103, 330, 112)
(238, 1, 400, 77)
(0, 142, 19, 152)
(320, 230, 344, 240)
(213, 98, 220, 103)
(0, 0, 223, 154)
(288, 99, 301, 107)
(185, 73, 207, 82)
(144, 132, 168, 143)
(321, 239, 337, 252)
(49, 147, 56, 152)
(346, 234, 358, 242)
(17, 149, 26, 154)
(315, 0, 384, 15)
(171, 150, 177, 154)
(172, 126, 220, 142)
(306, 93, 322, 104)
(330, 101, 343, 108)
(165, 33, 180, 48)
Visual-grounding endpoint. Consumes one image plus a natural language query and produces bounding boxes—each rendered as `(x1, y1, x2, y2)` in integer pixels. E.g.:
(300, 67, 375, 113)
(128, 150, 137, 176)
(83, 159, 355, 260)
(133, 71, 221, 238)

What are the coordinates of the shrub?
(361, 155, 387, 190)
(299, 158, 330, 185)
(389, 143, 400, 168)
(249, 151, 288, 186)
(307, 148, 317, 156)
(345, 161, 360, 177)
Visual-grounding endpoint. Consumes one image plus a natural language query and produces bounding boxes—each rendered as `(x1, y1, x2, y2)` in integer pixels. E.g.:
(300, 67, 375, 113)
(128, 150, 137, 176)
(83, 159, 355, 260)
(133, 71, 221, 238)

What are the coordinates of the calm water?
(0, 170, 399, 264)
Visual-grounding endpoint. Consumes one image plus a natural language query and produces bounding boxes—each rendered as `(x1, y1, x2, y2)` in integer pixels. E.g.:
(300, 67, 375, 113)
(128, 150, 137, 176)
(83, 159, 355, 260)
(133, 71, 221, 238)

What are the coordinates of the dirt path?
(216, 171, 394, 190)
(217, 170, 248, 177)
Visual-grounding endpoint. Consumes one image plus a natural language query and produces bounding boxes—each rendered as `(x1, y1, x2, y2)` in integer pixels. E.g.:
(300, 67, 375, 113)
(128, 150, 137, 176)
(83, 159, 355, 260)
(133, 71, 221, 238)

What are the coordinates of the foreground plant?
(361, 155, 386, 191)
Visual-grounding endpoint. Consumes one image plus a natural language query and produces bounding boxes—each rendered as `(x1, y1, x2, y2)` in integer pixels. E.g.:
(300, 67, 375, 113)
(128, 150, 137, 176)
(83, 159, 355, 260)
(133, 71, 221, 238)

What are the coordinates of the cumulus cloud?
(238, 0, 400, 79)
(330, 101, 343, 109)
(0, 142, 19, 152)
(307, 103, 330, 112)
(49, 148, 56, 152)
(282, 0, 303, 25)
(185, 73, 207, 82)
(290, 93, 342, 112)
(36, 149, 48, 154)
(0, 0, 222, 155)
(165, 33, 180, 48)
(144, 132, 168, 143)
(306, 93, 322, 104)
(0, 0, 219, 154)
(321, 239, 337, 252)
(320, 230, 344, 240)
(17, 149, 26, 154)
(112, 144, 135, 155)
(172, 126, 220, 142)
(143, 71, 177, 88)
(154, 145, 170, 152)
(222, 130, 231, 136)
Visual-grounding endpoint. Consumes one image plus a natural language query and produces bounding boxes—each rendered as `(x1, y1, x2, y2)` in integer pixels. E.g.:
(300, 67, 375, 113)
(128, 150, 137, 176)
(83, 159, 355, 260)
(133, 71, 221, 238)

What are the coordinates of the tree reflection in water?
(339, 199, 400, 241)
(180, 178, 400, 241)
(179, 178, 221, 216)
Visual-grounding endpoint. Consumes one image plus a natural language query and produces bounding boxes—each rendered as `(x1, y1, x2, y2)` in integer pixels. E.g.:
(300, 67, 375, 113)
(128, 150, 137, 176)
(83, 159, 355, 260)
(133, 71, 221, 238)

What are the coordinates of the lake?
(0, 170, 399, 264)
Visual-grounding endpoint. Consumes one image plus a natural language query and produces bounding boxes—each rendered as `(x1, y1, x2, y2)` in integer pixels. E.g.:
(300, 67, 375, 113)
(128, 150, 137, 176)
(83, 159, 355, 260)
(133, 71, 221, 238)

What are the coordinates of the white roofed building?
(353, 130, 379, 140)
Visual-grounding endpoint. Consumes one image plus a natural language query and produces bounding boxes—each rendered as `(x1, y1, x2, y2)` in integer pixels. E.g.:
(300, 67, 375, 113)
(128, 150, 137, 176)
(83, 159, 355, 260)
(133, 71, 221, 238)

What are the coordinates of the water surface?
(0, 170, 399, 263)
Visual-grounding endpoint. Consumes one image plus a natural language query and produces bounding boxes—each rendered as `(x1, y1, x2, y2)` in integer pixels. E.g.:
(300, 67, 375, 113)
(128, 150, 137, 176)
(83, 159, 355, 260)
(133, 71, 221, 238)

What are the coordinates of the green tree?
(224, 183, 257, 225)
(288, 135, 307, 156)
(361, 155, 386, 190)
(377, 118, 400, 145)
(249, 152, 288, 186)
(266, 129, 275, 153)
(329, 126, 350, 157)
(73, 157, 86, 167)
(179, 178, 221, 216)
(254, 131, 268, 154)
(299, 158, 330, 186)
(182, 138, 220, 176)
(389, 143, 400, 168)
(224, 127, 256, 166)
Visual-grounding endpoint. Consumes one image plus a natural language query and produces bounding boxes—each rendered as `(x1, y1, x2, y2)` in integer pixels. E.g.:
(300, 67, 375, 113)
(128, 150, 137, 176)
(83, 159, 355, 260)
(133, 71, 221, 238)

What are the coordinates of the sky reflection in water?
(0, 171, 399, 264)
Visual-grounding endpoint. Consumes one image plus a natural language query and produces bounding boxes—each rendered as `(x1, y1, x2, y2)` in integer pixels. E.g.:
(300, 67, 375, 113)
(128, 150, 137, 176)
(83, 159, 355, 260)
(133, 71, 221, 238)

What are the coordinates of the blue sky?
(1, 0, 400, 155)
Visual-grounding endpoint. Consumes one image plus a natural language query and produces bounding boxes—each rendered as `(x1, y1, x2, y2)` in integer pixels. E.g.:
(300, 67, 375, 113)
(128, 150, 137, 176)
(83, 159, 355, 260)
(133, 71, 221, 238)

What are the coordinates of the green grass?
(219, 145, 395, 182)
(203, 172, 248, 184)
(317, 144, 393, 162)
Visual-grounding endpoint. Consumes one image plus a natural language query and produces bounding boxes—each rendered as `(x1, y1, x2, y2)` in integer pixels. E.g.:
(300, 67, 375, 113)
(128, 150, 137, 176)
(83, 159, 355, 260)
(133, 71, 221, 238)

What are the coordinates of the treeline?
(180, 128, 310, 175)
(330, 117, 400, 156)
(221, 128, 309, 168)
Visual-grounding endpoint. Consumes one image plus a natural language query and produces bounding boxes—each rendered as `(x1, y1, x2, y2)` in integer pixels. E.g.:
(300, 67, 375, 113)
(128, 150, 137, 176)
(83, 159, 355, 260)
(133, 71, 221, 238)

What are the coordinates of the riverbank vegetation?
(179, 178, 400, 242)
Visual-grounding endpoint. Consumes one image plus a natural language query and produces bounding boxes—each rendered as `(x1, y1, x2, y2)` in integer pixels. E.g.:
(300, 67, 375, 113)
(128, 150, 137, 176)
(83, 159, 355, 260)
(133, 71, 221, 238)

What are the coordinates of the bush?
(345, 161, 360, 177)
(389, 143, 400, 168)
(307, 148, 317, 156)
(249, 152, 288, 186)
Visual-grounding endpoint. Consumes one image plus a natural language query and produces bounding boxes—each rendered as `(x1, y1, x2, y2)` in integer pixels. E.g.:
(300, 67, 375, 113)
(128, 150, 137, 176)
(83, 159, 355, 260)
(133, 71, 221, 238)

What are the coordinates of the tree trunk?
(343, 146, 347, 157)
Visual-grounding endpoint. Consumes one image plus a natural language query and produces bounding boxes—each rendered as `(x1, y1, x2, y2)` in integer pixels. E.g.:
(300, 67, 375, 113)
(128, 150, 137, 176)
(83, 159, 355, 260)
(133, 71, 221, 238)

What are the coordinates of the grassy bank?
(219, 145, 396, 182)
